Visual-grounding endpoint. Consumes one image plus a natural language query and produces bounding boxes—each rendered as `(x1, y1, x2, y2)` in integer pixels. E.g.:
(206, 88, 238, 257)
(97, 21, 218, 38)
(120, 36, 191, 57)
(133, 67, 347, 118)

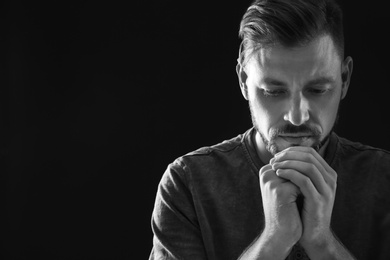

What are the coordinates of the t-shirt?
(150, 128, 390, 259)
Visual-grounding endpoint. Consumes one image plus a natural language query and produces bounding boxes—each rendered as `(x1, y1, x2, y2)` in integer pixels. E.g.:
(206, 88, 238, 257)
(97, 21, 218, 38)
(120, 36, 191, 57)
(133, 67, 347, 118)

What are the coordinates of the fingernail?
(270, 158, 275, 164)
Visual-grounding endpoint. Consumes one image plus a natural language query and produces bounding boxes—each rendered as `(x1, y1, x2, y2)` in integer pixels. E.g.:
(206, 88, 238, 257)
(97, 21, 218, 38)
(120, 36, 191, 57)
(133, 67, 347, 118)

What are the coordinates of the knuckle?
(306, 153, 315, 163)
(268, 181, 279, 190)
(260, 164, 272, 175)
(302, 177, 311, 188)
(308, 163, 317, 173)
(260, 169, 275, 184)
(275, 151, 288, 161)
(331, 169, 338, 179)
(330, 178, 337, 191)
(262, 179, 278, 193)
(324, 188, 335, 201)
(327, 169, 338, 185)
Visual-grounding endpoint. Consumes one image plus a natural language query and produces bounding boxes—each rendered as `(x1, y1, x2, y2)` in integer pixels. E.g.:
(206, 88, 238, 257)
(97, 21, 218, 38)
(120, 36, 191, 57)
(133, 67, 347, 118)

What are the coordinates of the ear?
(340, 56, 353, 100)
(236, 62, 249, 100)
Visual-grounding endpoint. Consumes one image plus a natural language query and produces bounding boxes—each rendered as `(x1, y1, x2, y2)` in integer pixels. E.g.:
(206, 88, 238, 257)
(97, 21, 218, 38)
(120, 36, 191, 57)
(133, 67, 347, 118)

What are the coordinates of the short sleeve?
(149, 160, 207, 260)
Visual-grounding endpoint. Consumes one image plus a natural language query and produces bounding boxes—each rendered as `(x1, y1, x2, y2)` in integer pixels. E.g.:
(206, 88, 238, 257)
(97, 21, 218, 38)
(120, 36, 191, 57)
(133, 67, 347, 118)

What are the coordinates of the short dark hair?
(238, 0, 344, 66)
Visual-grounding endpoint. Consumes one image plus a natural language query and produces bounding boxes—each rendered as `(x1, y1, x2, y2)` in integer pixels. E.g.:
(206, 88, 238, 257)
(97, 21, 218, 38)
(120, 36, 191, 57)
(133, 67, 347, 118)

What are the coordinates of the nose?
(283, 92, 310, 126)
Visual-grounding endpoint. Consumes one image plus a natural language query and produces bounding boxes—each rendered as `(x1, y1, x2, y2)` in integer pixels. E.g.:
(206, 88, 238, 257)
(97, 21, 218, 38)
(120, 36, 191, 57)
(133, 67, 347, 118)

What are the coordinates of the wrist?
(256, 231, 296, 259)
(238, 227, 300, 260)
(261, 225, 301, 254)
(300, 229, 356, 260)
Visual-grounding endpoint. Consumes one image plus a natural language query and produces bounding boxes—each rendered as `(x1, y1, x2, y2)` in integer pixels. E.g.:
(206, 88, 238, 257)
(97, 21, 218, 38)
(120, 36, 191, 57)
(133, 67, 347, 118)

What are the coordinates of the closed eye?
(261, 89, 286, 97)
(306, 87, 331, 95)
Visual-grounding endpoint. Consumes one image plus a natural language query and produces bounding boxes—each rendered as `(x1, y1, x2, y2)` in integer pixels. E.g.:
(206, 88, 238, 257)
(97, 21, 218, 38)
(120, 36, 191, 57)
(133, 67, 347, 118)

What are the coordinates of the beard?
(249, 101, 340, 156)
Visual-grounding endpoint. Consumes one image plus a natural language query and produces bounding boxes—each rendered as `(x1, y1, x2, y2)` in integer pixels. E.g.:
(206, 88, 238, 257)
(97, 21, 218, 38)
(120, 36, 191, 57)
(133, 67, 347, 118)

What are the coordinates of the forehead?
(247, 35, 342, 81)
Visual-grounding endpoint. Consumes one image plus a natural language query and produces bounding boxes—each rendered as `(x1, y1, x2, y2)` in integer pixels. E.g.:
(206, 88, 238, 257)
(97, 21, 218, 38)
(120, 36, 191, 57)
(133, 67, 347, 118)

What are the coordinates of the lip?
(280, 135, 312, 138)
(280, 136, 313, 144)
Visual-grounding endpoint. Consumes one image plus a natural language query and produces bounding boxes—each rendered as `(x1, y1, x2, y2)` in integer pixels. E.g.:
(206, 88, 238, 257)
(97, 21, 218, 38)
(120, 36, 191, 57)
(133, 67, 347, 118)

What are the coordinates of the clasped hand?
(259, 146, 338, 256)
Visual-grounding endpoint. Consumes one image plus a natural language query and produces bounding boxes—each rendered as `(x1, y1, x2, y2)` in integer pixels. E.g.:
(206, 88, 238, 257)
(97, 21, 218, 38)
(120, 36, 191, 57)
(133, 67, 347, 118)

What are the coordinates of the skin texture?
(238, 35, 352, 162)
(237, 35, 356, 259)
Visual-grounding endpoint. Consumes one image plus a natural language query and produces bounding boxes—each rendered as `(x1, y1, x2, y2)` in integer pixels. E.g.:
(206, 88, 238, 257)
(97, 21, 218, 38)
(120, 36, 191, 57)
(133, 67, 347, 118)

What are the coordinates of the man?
(150, 0, 390, 259)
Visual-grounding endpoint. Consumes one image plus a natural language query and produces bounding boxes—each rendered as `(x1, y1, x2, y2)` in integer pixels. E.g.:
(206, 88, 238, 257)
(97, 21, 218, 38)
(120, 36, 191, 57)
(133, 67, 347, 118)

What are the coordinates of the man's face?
(238, 35, 352, 158)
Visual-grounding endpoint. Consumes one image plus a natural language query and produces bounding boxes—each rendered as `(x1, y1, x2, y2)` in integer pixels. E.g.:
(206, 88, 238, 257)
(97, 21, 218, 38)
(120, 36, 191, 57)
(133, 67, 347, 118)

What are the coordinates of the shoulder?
(171, 131, 249, 170)
(335, 134, 390, 163)
(184, 132, 246, 157)
(162, 129, 254, 187)
(334, 134, 390, 197)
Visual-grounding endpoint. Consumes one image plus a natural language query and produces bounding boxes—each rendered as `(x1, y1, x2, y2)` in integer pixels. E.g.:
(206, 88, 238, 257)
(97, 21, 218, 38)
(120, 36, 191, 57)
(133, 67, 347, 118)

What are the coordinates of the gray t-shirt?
(150, 128, 390, 259)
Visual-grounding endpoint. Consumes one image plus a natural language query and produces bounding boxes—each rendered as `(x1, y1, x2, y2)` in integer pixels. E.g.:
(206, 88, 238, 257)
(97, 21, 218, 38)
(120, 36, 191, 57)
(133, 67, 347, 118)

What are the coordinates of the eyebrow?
(305, 77, 336, 86)
(262, 76, 336, 87)
(263, 77, 287, 87)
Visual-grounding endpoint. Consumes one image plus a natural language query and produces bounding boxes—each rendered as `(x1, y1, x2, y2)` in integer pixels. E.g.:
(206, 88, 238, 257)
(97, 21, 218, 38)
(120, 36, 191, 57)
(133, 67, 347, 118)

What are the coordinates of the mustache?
(270, 124, 321, 138)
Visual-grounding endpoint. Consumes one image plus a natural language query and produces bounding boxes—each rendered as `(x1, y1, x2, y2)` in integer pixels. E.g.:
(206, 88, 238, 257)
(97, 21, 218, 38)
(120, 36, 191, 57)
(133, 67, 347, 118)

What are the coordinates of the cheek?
(249, 90, 284, 131)
(314, 95, 341, 131)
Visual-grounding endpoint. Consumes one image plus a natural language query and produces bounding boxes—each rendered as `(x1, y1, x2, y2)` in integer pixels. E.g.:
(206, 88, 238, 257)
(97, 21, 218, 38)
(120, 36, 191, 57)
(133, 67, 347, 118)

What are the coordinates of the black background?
(4, 0, 389, 259)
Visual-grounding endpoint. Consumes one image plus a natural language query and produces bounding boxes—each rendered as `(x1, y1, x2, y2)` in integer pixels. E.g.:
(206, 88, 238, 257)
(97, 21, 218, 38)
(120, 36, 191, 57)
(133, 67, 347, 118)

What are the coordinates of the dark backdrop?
(4, 0, 389, 259)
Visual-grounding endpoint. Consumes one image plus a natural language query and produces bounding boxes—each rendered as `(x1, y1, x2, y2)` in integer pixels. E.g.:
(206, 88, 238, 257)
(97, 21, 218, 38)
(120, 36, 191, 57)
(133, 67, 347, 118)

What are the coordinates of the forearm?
(302, 230, 356, 260)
